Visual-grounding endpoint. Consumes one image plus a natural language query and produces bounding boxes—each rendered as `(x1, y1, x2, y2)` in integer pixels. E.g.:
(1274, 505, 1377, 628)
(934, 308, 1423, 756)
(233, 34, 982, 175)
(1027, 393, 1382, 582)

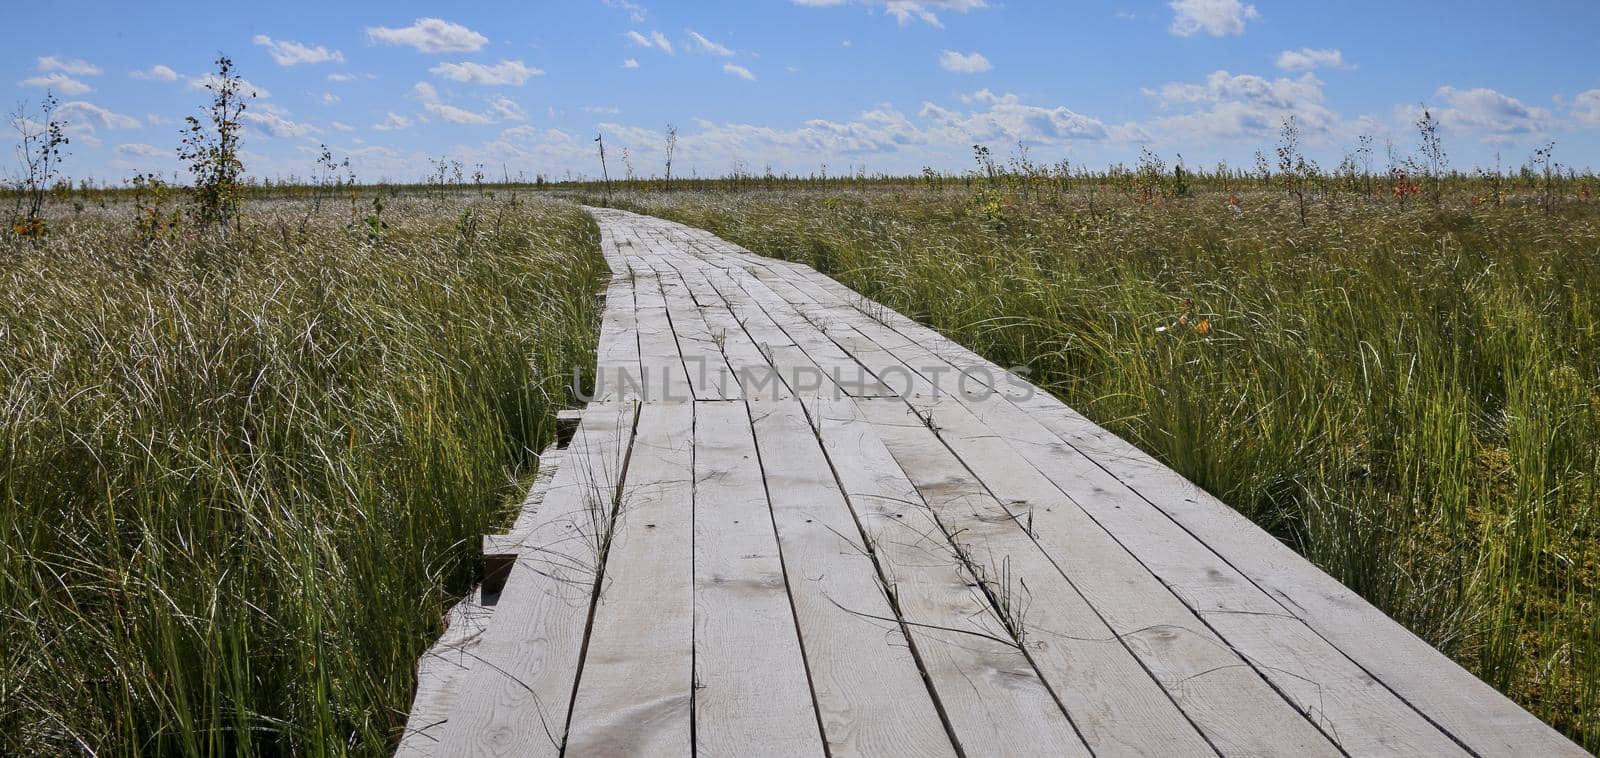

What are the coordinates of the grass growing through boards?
(588, 173, 1600, 748)
(0, 192, 607, 754)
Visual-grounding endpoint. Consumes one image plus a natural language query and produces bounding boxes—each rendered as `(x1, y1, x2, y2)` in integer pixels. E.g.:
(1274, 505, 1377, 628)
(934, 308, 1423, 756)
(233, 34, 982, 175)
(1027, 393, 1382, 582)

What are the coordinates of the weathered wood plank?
(852, 397, 1251, 756)
(565, 402, 695, 756)
(813, 398, 1090, 757)
(749, 398, 959, 756)
(435, 403, 638, 757)
(693, 400, 827, 757)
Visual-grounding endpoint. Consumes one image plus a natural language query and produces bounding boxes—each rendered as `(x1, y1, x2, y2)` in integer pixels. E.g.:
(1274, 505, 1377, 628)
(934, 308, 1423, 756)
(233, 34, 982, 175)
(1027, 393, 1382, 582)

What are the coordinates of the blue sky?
(6, 0, 1599, 183)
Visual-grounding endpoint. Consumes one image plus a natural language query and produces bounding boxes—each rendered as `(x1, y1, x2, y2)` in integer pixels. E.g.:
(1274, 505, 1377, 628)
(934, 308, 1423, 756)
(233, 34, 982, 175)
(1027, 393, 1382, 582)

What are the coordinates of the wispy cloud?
(130, 64, 179, 81)
(687, 30, 735, 56)
(626, 30, 674, 54)
(367, 18, 488, 53)
(1275, 48, 1352, 72)
(622, 58, 640, 69)
(790, 0, 988, 28)
(430, 60, 543, 86)
(938, 50, 991, 73)
(37, 56, 102, 76)
(601, 0, 647, 23)
(1168, 0, 1259, 37)
(373, 112, 412, 131)
(723, 63, 756, 81)
(242, 111, 321, 138)
(20, 73, 93, 95)
(252, 35, 345, 66)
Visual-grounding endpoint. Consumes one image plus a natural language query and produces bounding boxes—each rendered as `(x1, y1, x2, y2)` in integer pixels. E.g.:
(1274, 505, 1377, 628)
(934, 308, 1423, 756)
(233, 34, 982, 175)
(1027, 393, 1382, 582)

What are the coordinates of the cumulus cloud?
(429, 60, 542, 86)
(367, 18, 488, 53)
(1425, 86, 1551, 136)
(626, 30, 674, 54)
(622, 58, 640, 69)
(242, 111, 321, 138)
(1169, 0, 1259, 37)
(938, 50, 991, 73)
(130, 64, 179, 81)
(252, 35, 345, 66)
(923, 90, 1112, 142)
(37, 56, 102, 76)
(373, 112, 412, 131)
(1275, 48, 1351, 71)
(56, 101, 140, 130)
(1572, 89, 1600, 128)
(1143, 70, 1337, 142)
(723, 63, 757, 81)
(20, 73, 93, 95)
(791, 0, 989, 28)
(412, 81, 525, 124)
(687, 30, 735, 56)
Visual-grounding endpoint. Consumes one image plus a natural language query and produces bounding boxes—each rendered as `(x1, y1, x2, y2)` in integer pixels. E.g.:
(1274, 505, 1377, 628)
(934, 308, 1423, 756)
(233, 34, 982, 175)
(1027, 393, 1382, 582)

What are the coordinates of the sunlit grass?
(0, 192, 606, 755)
(602, 182, 1599, 749)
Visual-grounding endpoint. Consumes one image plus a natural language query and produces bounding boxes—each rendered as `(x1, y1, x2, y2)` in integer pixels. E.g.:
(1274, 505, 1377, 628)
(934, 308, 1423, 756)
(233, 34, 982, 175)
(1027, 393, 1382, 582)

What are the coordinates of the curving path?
(396, 207, 1583, 757)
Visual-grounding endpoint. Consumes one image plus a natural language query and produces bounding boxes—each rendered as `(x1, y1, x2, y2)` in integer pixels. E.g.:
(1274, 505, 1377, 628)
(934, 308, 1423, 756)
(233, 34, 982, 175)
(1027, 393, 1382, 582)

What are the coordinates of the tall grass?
(0, 193, 606, 754)
(599, 184, 1599, 748)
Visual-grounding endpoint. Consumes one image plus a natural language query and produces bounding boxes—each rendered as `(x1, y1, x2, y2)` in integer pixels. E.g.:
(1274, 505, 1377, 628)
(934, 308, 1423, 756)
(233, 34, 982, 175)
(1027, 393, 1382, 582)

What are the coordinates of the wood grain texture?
(692, 400, 827, 757)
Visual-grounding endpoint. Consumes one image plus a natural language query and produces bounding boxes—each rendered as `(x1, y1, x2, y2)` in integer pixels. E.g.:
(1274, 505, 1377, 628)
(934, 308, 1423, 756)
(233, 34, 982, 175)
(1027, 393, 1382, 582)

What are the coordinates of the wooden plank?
(692, 400, 827, 757)
(436, 402, 639, 757)
(658, 268, 742, 400)
(397, 587, 495, 757)
(593, 275, 641, 403)
(725, 272, 898, 398)
(700, 268, 846, 400)
(565, 402, 695, 756)
(807, 279, 1583, 755)
(670, 265, 788, 401)
(749, 399, 958, 757)
(850, 397, 1242, 756)
(629, 270, 695, 403)
(813, 398, 1090, 757)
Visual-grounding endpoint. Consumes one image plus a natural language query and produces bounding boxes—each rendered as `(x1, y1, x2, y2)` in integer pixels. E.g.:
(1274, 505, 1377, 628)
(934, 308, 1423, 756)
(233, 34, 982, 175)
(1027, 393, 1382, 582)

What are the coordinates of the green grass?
(594, 181, 1599, 749)
(0, 192, 606, 755)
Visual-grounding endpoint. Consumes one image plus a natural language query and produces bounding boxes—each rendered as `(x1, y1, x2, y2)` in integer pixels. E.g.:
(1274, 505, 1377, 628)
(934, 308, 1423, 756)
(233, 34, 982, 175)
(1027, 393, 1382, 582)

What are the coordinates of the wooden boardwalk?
(398, 207, 1584, 757)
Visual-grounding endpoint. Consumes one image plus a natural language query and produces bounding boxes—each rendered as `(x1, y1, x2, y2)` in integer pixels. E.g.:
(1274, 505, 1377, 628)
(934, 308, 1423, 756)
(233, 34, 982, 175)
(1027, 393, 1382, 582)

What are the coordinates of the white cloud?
(1572, 89, 1600, 129)
(412, 81, 523, 124)
(626, 30, 674, 54)
(583, 105, 623, 114)
(601, 0, 648, 23)
(327, 72, 358, 82)
(1143, 70, 1336, 142)
(922, 90, 1113, 143)
(1426, 86, 1551, 136)
(186, 73, 270, 98)
(791, 0, 989, 28)
(429, 60, 543, 86)
(130, 64, 179, 81)
(1169, 0, 1259, 37)
(723, 63, 756, 81)
(367, 18, 488, 53)
(242, 111, 321, 138)
(622, 58, 640, 68)
(55, 101, 140, 130)
(37, 56, 101, 76)
(938, 50, 991, 73)
(1275, 48, 1352, 71)
(321, 92, 340, 105)
(20, 74, 93, 95)
(115, 143, 165, 158)
(687, 30, 734, 56)
(252, 35, 345, 65)
(330, 121, 355, 132)
(373, 112, 412, 131)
